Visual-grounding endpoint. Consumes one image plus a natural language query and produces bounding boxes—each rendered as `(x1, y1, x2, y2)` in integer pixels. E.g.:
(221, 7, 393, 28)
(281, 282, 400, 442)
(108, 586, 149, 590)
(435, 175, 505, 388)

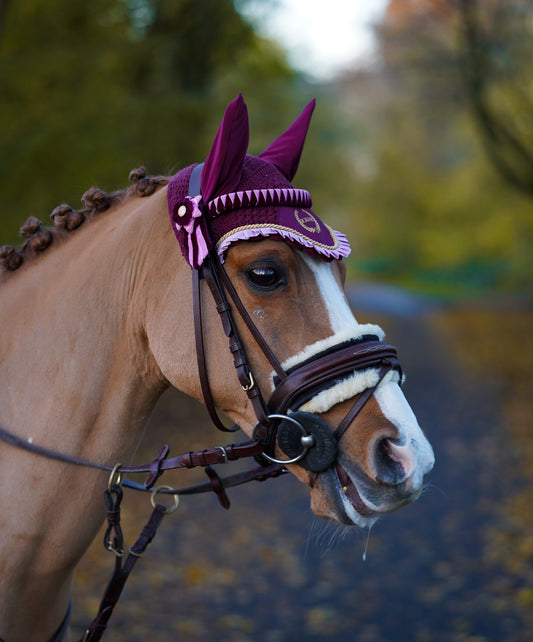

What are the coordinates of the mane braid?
(0, 167, 169, 277)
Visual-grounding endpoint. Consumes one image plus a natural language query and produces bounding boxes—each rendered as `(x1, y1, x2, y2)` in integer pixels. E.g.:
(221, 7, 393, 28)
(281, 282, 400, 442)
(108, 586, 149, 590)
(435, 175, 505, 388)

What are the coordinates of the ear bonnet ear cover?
(167, 94, 351, 268)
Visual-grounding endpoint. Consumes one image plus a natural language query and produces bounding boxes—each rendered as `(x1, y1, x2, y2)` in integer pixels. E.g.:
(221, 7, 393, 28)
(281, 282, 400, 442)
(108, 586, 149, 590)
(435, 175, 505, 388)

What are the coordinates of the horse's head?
(156, 95, 434, 527)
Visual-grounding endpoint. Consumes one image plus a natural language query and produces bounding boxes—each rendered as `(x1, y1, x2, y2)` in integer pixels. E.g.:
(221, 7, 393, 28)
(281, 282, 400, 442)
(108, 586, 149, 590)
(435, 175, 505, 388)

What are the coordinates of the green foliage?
(2, 0, 531, 296)
(0, 0, 335, 245)
(337, 1, 533, 295)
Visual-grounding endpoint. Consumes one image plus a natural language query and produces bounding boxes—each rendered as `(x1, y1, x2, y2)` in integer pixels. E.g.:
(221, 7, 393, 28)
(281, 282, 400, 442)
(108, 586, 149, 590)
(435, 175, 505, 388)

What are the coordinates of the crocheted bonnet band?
(166, 94, 351, 269)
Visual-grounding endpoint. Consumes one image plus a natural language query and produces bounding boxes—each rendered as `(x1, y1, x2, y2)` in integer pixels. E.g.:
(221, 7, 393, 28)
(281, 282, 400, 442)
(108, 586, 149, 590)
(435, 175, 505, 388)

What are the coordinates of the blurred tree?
(458, 0, 533, 196)
(5, 0, 529, 295)
(334, 0, 533, 294)
(0, 0, 10, 39)
(1, 0, 349, 246)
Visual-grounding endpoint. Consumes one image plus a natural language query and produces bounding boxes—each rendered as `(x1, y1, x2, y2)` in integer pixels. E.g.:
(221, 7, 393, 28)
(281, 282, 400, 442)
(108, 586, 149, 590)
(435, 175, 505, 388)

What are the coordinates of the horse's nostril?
(374, 438, 411, 486)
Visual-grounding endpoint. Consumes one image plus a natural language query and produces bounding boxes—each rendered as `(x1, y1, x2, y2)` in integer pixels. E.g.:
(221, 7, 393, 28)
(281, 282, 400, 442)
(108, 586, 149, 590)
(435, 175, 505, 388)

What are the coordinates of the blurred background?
(1, 0, 532, 640)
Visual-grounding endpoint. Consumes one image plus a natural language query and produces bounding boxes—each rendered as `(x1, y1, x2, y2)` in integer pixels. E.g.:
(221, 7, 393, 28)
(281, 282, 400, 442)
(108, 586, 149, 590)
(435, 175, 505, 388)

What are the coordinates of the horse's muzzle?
(254, 338, 403, 474)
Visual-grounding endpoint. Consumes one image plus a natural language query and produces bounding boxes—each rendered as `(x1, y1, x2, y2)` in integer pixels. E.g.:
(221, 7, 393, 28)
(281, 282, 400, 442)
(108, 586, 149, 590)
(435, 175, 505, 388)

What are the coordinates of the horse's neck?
(1, 190, 176, 449)
(0, 187, 178, 641)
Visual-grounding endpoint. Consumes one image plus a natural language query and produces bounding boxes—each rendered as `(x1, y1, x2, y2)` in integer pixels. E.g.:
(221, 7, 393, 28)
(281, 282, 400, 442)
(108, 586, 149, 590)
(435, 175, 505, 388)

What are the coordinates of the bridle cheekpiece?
(166, 95, 404, 474)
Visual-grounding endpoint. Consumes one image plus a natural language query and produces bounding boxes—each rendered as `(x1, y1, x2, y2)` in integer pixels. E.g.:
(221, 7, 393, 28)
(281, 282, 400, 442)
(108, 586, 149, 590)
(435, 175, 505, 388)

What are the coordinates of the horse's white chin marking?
(340, 494, 380, 528)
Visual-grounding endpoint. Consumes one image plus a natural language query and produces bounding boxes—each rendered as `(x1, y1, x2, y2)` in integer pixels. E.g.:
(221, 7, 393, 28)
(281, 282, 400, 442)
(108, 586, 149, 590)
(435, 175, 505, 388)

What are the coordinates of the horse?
(0, 95, 434, 641)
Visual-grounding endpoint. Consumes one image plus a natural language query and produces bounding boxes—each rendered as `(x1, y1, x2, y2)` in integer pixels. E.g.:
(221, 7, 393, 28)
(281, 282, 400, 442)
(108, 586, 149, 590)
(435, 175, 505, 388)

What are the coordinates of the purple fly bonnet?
(167, 94, 350, 268)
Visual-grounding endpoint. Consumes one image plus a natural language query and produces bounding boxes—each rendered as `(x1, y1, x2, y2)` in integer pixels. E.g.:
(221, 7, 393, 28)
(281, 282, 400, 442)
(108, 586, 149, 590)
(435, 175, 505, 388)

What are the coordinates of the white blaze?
(284, 255, 435, 483)
(275, 255, 387, 409)
(281, 254, 384, 374)
(300, 254, 359, 334)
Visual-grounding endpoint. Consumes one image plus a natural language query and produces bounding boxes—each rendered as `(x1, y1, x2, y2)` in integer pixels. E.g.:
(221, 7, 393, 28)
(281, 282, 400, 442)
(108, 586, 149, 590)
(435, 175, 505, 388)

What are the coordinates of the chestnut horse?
(0, 97, 434, 641)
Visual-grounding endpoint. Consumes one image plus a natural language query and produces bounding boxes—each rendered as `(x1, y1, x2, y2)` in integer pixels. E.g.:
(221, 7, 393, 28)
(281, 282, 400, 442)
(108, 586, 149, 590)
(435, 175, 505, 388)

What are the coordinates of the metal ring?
(107, 463, 123, 492)
(150, 485, 180, 514)
(253, 413, 312, 465)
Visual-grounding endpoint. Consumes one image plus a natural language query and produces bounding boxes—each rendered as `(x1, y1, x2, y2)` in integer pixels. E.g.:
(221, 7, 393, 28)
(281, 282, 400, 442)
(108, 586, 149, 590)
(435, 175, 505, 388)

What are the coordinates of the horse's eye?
(247, 265, 283, 290)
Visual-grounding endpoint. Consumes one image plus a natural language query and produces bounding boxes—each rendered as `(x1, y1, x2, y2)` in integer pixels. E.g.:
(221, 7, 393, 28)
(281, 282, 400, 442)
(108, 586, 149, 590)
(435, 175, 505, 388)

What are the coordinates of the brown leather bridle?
(193, 250, 403, 473)
(0, 238, 403, 642)
(0, 246, 401, 478)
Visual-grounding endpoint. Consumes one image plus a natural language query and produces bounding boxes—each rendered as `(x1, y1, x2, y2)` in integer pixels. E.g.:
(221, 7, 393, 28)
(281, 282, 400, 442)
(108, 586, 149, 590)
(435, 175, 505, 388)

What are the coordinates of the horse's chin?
(309, 462, 421, 527)
(310, 467, 379, 527)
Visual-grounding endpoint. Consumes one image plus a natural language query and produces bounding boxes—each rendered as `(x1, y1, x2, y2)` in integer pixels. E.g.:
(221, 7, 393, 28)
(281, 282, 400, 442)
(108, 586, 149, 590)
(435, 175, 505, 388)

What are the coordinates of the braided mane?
(0, 167, 169, 278)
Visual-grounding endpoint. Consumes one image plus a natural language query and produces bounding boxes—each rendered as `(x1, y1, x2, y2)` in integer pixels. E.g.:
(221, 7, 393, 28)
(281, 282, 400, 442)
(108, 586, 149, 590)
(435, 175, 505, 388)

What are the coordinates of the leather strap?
(81, 504, 167, 642)
(187, 163, 276, 438)
(193, 266, 239, 432)
(123, 461, 285, 496)
(125, 440, 264, 475)
(188, 162, 203, 198)
(200, 256, 271, 437)
(0, 421, 263, 477)
(267, 341, 400, 414)
(215, 261, 287, 381)
(80, 459, 285, 641)
(334, 364, 391, 442)
(189, 163, 241, 432)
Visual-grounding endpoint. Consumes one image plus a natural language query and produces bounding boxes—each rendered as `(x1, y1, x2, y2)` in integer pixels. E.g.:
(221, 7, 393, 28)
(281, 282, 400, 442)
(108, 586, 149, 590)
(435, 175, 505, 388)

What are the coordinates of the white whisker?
(306, 517, 359, 558)
(421, 481, 447, 500)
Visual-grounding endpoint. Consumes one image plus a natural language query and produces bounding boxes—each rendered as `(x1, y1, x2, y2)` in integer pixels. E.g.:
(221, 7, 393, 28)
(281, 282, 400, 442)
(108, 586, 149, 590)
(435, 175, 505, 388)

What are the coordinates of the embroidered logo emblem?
(294, 209, 320, 234)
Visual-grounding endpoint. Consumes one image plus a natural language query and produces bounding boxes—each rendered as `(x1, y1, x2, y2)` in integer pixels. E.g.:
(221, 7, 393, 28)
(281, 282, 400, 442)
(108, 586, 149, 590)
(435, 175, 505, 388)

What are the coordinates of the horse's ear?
(258, 99, 316, 181)
(200, 94, 249, 202)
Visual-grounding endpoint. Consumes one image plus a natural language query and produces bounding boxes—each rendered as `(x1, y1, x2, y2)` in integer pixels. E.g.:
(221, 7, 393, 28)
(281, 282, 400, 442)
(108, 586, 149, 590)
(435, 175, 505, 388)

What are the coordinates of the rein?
(0, 252, 402, 642)
(0, 422, 285, 501)
(0, 418, 287, 642)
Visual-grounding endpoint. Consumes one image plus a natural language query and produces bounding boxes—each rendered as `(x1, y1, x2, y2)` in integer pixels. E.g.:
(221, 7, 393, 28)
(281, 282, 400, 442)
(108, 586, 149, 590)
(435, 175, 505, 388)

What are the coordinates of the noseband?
(192, 251, 402, 473)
